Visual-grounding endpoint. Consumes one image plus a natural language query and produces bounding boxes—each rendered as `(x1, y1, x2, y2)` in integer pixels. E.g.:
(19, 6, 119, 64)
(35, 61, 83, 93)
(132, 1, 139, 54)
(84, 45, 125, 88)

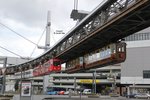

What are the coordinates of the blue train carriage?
(84, 42, 126, 69)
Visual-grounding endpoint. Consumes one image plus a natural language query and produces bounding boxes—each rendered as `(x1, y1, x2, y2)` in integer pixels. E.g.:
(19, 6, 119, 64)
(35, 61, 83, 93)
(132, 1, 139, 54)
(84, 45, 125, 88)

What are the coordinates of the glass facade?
(124, 33, 150, 41)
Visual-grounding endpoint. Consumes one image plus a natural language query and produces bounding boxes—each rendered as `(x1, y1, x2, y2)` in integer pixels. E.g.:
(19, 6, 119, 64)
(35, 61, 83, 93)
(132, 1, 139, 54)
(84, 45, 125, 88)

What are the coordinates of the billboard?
(21, 81, 31, 96)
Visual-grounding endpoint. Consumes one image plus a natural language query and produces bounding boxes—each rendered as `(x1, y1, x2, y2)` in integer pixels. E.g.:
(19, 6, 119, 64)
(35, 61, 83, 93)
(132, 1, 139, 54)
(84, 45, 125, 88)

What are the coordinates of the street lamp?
(74, 77, 77, 93)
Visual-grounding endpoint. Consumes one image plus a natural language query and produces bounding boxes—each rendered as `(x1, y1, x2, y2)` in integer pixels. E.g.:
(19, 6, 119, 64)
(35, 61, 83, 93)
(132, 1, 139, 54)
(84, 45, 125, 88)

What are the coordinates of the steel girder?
(53, 0, 150, 60)
(4, 0, 150, 74)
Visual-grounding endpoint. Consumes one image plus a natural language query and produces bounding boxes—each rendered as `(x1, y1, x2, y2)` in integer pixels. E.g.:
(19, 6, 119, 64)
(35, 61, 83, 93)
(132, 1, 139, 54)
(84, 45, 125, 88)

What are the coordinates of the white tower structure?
(38, 11, 51, 51)
(45, 11, 51, 51)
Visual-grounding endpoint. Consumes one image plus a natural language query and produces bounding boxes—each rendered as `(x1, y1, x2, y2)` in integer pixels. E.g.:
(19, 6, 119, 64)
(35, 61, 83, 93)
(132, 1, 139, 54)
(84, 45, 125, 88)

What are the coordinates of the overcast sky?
(0, 0, 103, 58)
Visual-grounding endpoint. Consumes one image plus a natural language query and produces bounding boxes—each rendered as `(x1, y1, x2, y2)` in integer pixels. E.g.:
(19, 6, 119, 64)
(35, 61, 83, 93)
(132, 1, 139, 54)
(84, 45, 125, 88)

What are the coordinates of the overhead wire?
(30, 28, 46, 57)
(0, 45, 23, 58)
(51, 31, 56, 44)
(0, 22, 48, 58)
(0, 22, 38, 46)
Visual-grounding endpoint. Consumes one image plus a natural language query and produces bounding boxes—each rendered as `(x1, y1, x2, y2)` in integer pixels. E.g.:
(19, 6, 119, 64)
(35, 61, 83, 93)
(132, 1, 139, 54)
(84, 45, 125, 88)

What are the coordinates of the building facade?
(44, 65, 122, 95)
(121, 27, 150, 94)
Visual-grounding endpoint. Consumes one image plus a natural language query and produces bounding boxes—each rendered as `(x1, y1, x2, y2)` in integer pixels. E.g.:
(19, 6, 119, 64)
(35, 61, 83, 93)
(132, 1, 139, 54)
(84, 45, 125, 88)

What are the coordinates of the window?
(124, 33, 150, 41)
(44, 62, 50, 67)
(143, 70, 150, 78)
(53, 61, 60, 66)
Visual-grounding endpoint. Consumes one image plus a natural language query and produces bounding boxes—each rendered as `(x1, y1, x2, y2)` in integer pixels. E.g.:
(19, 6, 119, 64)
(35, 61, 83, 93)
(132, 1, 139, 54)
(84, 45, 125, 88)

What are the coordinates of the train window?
(107, 46, 111, 54)
(96, 50, 100, 59)
(118, 47, 121, 52)
(44, 63, 50, 67)
(72, 60, 76, 66)
(76, 58, 79, 65)
(110, 44, 115, 53)
(87, 54, 89, 63)
(67, 62, 71, 68)
(68, 64, 71, 68)
(53, 61, 61, 66)
(100, 49, 103, 59)
(89, 53, 92, 63)
(84, 55, 88, 63)
(113, 48, 116, 53)
(79, 57, 83, 65)
(92, 52, 96, 62)
(70, 61, 73, 67)
(122, 46, 124, 52)
(101, 48, 105, 59)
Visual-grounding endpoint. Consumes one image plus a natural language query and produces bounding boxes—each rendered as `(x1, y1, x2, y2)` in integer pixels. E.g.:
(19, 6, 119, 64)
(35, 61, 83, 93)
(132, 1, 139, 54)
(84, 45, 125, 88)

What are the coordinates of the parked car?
(135, 93, 150, 99)
(82, 89, 92, 95)
(64, 91, 69, 95)
(47, 91, 57, 95)
(58, 91, 65, 95)
(126, 94, 136, 98)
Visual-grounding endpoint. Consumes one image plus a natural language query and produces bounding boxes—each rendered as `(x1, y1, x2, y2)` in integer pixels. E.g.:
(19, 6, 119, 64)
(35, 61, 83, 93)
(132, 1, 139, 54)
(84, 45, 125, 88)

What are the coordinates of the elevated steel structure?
(3, 0, 150, 75)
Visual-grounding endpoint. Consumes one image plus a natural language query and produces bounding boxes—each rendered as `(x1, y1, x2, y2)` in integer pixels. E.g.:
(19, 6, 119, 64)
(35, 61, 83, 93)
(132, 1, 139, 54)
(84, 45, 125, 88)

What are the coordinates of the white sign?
(21, 81, 31, 96)
(54, 30, 65, 34)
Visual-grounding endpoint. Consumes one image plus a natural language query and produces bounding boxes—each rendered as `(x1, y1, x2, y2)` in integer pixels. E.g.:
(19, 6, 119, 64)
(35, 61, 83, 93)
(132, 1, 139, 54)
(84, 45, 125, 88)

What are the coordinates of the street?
(12, 95, 149, 100)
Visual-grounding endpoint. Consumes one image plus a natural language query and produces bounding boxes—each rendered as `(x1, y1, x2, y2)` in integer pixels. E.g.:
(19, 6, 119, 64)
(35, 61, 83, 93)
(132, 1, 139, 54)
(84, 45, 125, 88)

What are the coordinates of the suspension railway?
(1, 0, 150, 76)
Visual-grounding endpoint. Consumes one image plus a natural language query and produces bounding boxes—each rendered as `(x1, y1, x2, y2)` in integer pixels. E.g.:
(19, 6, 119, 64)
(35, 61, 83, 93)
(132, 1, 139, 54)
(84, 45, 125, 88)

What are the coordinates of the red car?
(58, 91, 65, 95)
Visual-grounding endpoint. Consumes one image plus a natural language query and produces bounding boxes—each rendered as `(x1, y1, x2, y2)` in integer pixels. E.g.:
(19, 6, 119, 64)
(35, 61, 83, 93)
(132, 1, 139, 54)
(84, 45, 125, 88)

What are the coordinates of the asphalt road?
(12, 95, 148, 100)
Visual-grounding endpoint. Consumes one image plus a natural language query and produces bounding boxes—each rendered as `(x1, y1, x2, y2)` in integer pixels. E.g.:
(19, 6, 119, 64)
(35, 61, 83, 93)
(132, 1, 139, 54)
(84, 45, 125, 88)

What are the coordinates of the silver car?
(135, 93, 150, 99)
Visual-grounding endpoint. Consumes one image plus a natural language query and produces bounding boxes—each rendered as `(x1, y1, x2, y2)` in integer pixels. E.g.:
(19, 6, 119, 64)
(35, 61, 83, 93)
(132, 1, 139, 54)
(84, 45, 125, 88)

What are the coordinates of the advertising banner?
(21, 81, 31, 96)
(79, 79, 100, 83)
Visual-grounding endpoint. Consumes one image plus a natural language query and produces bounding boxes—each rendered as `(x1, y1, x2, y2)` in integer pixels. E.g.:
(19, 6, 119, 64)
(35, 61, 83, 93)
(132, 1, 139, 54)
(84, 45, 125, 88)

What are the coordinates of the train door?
(79, 57, 84, 69)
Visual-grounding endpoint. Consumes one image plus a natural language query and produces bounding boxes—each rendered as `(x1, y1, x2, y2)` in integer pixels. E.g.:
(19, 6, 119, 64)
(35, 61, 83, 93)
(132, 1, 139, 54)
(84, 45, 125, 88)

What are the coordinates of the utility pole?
(94, 70, 97, 94)
(74, 77, 77, 93)
(1, 57, 7, 94)
(92, 70, 96, 94)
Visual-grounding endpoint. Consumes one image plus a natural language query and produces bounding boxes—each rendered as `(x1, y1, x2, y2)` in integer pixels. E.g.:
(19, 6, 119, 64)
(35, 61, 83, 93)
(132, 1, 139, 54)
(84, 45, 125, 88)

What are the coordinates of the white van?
(83, 89, 92, 95)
